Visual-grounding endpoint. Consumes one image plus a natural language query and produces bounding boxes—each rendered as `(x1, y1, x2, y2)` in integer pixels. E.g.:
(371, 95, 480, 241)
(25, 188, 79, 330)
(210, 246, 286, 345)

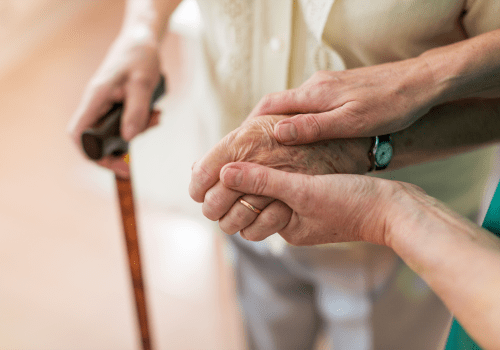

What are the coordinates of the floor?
(0, 1, 243, 349)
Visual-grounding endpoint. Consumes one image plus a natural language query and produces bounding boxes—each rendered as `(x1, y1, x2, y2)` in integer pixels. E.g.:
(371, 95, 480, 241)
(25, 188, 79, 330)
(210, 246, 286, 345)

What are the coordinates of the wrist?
(122, 3, 164, 44)
(382, 182, 426, 251)
(122, 0, 180, 42)
(394, 56, 444, 117)
(118, 21, 161, 47)
(418, 47, 464, 106)
(333, 137, 373, 174)
(383, 182, 455, 267)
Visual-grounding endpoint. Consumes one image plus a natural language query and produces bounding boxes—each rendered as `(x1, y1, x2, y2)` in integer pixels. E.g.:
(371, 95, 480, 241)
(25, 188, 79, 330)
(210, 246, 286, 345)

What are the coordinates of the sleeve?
(463, 0, 500, 36)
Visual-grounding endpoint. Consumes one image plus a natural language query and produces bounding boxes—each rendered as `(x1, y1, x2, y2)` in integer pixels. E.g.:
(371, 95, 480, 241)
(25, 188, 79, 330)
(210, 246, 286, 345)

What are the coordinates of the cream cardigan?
(195, 0, 500, 251)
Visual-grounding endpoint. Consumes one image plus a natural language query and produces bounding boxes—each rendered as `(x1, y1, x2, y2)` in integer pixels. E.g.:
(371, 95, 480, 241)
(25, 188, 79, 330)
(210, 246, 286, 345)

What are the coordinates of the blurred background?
(0, 1, 245, 349)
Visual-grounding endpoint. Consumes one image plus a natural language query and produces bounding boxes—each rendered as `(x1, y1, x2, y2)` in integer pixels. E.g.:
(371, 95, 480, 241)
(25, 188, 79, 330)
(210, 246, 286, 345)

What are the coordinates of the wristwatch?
(368, 134, 393, 171)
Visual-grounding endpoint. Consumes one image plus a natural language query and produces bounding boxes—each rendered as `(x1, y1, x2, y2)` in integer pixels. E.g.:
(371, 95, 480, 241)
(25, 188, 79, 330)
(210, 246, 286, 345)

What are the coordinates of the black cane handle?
(81, 75, 167, 160)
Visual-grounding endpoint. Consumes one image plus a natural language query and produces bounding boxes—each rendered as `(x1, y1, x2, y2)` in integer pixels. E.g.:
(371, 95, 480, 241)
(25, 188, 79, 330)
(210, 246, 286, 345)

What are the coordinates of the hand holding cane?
(81, 76, 166, 350)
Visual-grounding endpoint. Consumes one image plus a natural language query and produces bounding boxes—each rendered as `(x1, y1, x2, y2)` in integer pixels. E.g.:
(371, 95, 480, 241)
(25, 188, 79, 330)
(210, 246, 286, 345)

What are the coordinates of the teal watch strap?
(444, 179, 500, 350)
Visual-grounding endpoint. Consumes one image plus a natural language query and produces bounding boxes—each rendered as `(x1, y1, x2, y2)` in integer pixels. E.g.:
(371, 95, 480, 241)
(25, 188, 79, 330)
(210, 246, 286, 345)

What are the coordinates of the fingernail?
(222, 167, 243, 187)
(276, 122, 297, 143)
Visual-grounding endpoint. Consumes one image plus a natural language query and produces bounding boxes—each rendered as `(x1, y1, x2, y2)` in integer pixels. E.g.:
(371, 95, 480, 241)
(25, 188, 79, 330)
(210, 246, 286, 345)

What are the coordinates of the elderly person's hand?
(66, 0, 182, 178)
(67, 32, 162, 178)
(189, 114, 372, 239)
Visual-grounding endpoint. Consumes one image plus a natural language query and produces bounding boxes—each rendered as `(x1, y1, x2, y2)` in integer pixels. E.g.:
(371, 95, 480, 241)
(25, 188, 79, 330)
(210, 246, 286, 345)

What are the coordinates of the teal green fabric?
(444, 179, 500, 350)
(483, 180, 500, 235)
(445, 319, 482, 350)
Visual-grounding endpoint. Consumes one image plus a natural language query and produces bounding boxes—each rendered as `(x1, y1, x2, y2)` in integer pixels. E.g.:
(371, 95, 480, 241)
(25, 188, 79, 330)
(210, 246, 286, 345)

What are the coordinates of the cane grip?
(81, 75, 166, 160)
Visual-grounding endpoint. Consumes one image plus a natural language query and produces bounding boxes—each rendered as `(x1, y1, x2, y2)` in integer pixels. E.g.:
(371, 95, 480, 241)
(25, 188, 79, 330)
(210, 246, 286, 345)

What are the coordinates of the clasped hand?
(189, 114, 372, 242)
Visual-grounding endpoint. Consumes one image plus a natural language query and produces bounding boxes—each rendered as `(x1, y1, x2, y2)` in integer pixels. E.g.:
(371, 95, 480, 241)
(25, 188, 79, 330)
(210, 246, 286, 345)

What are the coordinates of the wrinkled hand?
(189, 114, 371, 240)
(248, 58, 438, 145)
(67, 31, 162, 178)
(219, 162, 417, 246)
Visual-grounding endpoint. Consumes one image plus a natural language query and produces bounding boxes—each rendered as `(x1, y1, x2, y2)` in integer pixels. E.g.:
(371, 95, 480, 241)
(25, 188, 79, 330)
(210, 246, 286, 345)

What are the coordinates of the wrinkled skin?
(219, 164, 500, 350)
(189, 114, 372, 240)
(219, 162, 408, 246)
(223, 115, 371, 175)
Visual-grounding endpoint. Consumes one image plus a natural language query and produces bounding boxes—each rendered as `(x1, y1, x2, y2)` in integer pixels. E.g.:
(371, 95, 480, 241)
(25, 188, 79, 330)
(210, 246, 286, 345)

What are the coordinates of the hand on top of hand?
(67, 31, 162, 178)
(189, 114, 372, 241)
(248, 58, 439, 145)
(218, 162, 413, 246)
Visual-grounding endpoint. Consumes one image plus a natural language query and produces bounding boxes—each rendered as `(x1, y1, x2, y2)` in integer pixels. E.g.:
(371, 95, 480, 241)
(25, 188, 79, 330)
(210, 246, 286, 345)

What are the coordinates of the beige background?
(0, 1, 244, 349)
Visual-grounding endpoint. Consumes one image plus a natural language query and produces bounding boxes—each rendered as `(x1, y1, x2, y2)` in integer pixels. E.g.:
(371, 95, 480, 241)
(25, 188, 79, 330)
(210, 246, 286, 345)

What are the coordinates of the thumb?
(220, 163, 310, 208)
(273, 108, 361, 145)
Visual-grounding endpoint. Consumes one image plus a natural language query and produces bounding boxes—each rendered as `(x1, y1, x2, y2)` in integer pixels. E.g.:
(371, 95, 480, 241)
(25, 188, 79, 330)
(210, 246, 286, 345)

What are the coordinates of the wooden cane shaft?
(115, 174, 152, 350)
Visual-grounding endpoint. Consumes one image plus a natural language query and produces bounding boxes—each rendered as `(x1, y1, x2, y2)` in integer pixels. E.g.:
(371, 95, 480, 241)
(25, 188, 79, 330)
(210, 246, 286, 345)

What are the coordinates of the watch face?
(375, 143, 393, 166)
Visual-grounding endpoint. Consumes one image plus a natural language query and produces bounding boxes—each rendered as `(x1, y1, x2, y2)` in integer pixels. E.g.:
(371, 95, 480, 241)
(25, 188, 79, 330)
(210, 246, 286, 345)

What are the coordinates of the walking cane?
(81, 76, 166, 350)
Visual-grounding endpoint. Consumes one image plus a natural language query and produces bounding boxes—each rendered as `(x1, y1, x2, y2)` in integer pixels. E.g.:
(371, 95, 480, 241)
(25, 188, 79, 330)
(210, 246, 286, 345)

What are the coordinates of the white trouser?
(228, 235, 452, 350)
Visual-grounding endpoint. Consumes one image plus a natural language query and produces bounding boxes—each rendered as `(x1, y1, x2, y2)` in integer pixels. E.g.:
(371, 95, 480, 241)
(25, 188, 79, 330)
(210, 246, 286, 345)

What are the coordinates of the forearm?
(296, 96, 500, 174)
(122, 0, 183, 42)
(387, 189, 500, 349)
(388, 97, 500, 170)
(386, 30, 500, 168)
(421, 29, 500, 103)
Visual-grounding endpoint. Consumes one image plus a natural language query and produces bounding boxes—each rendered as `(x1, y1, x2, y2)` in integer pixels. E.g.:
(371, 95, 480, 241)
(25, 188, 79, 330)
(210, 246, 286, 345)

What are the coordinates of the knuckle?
(241, 229, 264, 242)
(88, 77, 115, 96)
(313, 70, 327, 80)
(260, 209, 281, 229)
(258, 93, 275, 111)
(221, 127, 246, 152)
(311, 70, 332, 83)
(191, 163, 211, 189)
(129, 72, 156, 90)
(280, 89, 295, 105)
(251, 170, 269, 195)
(302, 114, 322, 139)
(218, 220, 238, 235)
(223, 209, 253, 234)
(201, 204, 217, 221)
(255, 91, 284, 115)
(188, 181, 204, 203)
(202, 190, 225, 220)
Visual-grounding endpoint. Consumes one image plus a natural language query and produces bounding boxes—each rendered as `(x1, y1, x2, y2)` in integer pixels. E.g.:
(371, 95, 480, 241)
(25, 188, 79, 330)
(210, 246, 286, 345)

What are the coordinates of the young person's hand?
(217, 162, 405, 245)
